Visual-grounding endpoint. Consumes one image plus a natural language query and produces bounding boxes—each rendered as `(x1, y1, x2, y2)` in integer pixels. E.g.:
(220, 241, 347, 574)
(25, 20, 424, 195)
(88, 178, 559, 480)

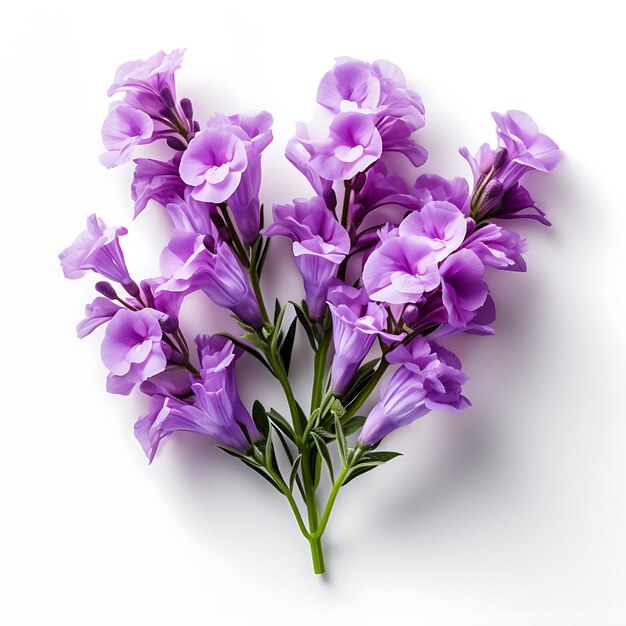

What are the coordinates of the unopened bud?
(180, 98, 193, 120)
(203, 234, 217, 253)
(122, 278, 141, 298)
(323, 187, 337, 212)
(192, 120, 200, 133)
(160, 87, 175, 109)
(483, 179, 503, 201)
(352, 171, 367, 193)
(158, 107, 178, 123)
(140, 280, 155, 309)
(159, 313, 179, 334)
(169, 349, 187, 365)
(493, 147, 508, 171)
(402, 304, 420, 328)
(351, 202, 366, 226)
(209, 212, 232, 243)
(166, 136, 187, 151)
(95, 281, 117, 300)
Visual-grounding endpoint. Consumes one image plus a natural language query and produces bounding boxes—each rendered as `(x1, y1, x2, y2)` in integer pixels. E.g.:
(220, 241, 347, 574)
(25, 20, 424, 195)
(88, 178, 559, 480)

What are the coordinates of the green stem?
(313, 461, 351, 539)
(310, 329, 331, 412)
(340, 179, 352, 229)
(219, 203, 250, 267)
(249, 257, 269, 323)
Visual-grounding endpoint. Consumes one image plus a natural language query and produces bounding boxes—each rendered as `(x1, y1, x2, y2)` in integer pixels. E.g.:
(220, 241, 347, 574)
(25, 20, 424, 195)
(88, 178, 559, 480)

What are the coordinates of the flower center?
(205, 163, 230, 184)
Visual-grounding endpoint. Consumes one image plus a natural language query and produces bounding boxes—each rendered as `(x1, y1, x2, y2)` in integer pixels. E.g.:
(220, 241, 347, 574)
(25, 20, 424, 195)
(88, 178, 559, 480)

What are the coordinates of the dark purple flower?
(100, 308, 168, 395)
(59, 214, 131, 284)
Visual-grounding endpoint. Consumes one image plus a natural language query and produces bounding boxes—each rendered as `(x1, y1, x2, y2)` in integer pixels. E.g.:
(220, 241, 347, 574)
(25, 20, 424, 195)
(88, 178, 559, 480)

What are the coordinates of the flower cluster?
(60, 51, 561, 574)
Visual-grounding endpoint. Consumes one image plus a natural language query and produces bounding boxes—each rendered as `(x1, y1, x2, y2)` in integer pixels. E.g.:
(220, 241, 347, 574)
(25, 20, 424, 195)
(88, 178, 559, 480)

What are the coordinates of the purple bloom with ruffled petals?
(76, 297, 121, 338)
(439, 249, 488, 328)
(99, 102, 154, 168)
(179, 127, 248, 203)
(262, 197, 350, 319)
(359, 337, 469, 445)
(327, 281, 400, 395)
(462, 223, 528, 271)
(59, 214, 132, 285)
(309, 112, 382, 181)
(411, 174, 470, 215)
(131, 156, 187, 217)
(362, 234, 440, 304)
(285, 123, 333, 197)
(100, 308, 168, 395)
(399, 201, 468, 261)
(158, 230, 263, 328)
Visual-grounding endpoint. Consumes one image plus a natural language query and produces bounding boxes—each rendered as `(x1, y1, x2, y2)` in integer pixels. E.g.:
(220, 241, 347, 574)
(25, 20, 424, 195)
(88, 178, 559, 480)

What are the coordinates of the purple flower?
(399, 201, 468, 261)
(285, 122, 333, 197)
(99, 102, 154, 168)
(411, 174, 470, 216)
(439, 249, 488, 328)
(76, 297, 121, 338)
(462, 224, 527, 271)
(262, 197, 350, 319)
(59, 214, 131, 285)
(164, 195, 216, 235)
(309, 113, 382, 181)
(158, 230, 263, 328)
(100, 308, 168, 395)
(179, 127, 248, 203)
(359, 337, 469, 445)
(131, 156, 187, 218)
(327, 281, 399, 395)
(362, 234, 440, 304)
(108, 49, 185, 118)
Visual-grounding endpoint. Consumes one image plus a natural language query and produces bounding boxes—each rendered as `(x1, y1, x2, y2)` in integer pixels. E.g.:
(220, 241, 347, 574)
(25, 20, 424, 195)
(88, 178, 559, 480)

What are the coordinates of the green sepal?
(311, 432, 334, 483)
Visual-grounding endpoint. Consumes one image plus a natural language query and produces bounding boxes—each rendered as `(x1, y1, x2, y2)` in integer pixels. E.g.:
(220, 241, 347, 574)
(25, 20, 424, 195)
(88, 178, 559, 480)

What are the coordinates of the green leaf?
(312, 426, 335, 441)
(342, 462, 379, 486)
(217, 445, 258, 464)
(290, 301, 317, 350)
(270, 305, 288, 353)
(342, 415, 366, 436)
(267, 408, 296, 442)
(335, 415, 348, 463)
(241, 332, 267, 351)
(295, 403, 308, 433)
(217, 333, 272, 373)
(289, 455, 302, 492)
(279, 317, 298, 375)
(330, 398, 345, 419)
(252, 400, 270, 438)
(257, 235, 270, 276)
(311, 432, 334, 482)
(342, 358, 380, 405)
(273, 298, 282, 324)
(264, 428, 274, 468)
(239, 458, 282, 493)
(361, 450, 403, 463)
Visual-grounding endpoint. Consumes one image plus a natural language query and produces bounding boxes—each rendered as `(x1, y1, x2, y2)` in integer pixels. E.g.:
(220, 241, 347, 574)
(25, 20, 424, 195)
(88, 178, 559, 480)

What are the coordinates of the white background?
(1, 1, 625, 624)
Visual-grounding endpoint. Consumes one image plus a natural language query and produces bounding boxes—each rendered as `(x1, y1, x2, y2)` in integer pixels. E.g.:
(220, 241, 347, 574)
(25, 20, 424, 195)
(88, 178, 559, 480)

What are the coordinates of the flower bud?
(180, 98, 193, 121)
(351, 202, 366, 226)
(122, 278, 141, 298)
(203, 234, 217, 253)
(483, 179, 504, 201)
(95, 281, 117, 300)
(209, 212, 232, 244)
(140, 280, 155, 308)
(402, 303, 420, 328)
(352, 171, 367, 194)
(192, 120, 200, 133)
(323, 187, 337, 212)
(159, 313, 179, 334)
(493, 147, 508, 171)
(166, 137, 187, 151)
(160, 87, 175, 109)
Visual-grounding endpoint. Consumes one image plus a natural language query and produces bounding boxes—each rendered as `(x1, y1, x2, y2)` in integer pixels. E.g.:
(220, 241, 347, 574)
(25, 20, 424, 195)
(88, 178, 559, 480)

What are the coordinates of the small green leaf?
(311, 432, 334, 482)
(335, 415, 348, 463)
(290, 301, 317, 350)
(242, 332, 266, 351)
(264, 428, 273, 468)
(279, 317, 298, 374)
(289, 455, 302, 492)
(257, 236, 270, 276)
(342, 463, 380, 486)
(252, 400, 269, 438)
(239, 458, 282, 493)
(361, 450, 403, 463)
(330, 398, 345, 419)
(273, 298, 282, 324)
(270, 305, 288, 353)
(342, 415, 366, 436)
(267, 408, 296, 442)
(312, 426, 335, 441)
(215, 333, 272, 373)
(217, 445, 258, 464)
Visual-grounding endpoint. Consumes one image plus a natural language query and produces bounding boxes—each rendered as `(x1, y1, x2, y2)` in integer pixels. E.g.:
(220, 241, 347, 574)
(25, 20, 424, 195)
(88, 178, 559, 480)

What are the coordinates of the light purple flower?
(359, 337, 469, 445)
(158, 230, 263, 328)
(362, 234, 440, 304)
(439, 249, 488, 328)
(285, 122, 333, 197)
(309, 112, 382, 181)
(180, 127, 248, 204)
(262, 197, 350, 319)
(131, 156, 186, 217)
(327, 281, 399, 395)
(462, 224, 528, 271)
(59, 214, 131, 284)
(399, 201, 468, 261)
(101, 308, 167, 395)
(411, 174, 470, 216)
(76, 297, 121, 338)
(108, 49, 185, 118)
(99, 102, 154, 168)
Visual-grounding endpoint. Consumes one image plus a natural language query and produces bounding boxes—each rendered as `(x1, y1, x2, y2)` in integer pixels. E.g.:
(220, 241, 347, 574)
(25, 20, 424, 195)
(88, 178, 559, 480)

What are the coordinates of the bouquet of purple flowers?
(59, 50, 561, 574)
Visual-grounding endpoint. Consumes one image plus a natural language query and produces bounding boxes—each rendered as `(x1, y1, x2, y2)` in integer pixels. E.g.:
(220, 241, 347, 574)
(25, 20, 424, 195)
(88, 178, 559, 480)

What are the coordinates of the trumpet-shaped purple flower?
(158, 230, 263, 328)
(411, 174, 470, 215)
(108, 49, 185, 118)
(76, 297, 121, 338)
(262, 197, 350, 319)
(131, 156, 186, 217)
(399, 201, 468, 262)
(179, 127, 248, 203)
(327, 282, 399, 395)
(99, 102, 154, 168)
(362, 234, 439, 304)
(59, 214, 131, 284)
(309, 112, 382, 181)
(285, 123, 333, 197)
(462, 223, 527, 271)
(100, 308, 167, 395)
(359, 338, 469, 445)
(439, 249, 488, 328)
